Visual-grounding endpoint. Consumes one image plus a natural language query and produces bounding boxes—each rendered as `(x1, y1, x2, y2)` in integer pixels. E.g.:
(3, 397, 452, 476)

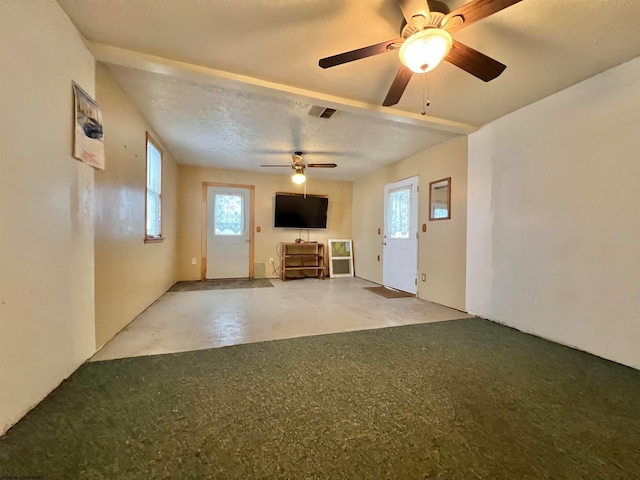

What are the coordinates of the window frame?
(144, 132, 164, 243)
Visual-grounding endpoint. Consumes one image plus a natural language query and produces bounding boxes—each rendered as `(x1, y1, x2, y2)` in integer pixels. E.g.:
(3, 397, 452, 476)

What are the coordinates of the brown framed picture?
(429, 177, 451, 220)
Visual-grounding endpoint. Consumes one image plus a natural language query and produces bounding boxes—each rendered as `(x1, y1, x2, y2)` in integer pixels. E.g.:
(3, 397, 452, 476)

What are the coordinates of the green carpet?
(1, 319, 639, 479)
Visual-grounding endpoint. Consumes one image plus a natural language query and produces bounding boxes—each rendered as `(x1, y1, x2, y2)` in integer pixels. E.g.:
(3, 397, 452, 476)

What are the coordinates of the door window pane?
(214, 194, 243, 235)
(387, 186, 411, 239)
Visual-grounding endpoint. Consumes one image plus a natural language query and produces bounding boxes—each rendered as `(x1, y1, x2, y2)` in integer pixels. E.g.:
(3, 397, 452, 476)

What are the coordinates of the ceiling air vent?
(306, 105, 337, 119)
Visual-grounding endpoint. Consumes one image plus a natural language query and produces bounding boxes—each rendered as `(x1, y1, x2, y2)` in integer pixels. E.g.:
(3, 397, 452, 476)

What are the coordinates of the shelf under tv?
(280, 242, 325, 281)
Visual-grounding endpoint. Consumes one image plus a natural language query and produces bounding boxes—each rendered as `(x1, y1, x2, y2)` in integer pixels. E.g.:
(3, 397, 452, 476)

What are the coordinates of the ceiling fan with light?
(319, 0, 523, 106)
(260, 152, 337, 184)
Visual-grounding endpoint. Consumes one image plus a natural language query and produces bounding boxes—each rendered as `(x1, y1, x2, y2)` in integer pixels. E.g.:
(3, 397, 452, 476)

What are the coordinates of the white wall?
(0, 1, 97, 433)
(467, 57, 640, 369)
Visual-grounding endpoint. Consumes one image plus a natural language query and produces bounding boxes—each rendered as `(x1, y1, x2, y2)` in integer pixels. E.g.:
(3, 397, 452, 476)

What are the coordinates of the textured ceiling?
(59, 0, 640, 180)
(107, 65, 456, 180)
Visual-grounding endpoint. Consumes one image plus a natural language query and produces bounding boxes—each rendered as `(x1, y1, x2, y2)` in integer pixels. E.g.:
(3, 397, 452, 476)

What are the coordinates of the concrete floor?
(91, 277, 472, 362)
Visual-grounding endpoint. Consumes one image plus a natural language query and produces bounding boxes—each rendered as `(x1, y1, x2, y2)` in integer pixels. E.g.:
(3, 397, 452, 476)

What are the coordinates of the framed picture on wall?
(72, 82, 105, 170)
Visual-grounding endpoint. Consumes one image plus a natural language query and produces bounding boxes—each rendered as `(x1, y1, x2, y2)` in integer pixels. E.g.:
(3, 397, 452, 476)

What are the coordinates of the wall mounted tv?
(274, 193, 328, 229)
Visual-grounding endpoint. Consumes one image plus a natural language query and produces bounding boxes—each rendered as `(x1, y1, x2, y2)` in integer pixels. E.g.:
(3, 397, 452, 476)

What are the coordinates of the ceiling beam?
(86, 41, 478, 136)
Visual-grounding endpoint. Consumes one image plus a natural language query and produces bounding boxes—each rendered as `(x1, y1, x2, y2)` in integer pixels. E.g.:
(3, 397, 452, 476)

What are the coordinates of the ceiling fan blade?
(443, 0, 523, 32)
(319, 38, 403, 69)
(396, 0, 430, 23)
(306, 163, 338, 168)
(382, 65, 413, 107)
(260, 164, 293, 167)
(445, 40, 506, 82)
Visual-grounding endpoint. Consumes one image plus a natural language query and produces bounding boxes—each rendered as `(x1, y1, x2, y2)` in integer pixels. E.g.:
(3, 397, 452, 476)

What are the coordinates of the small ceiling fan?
(318, 0, 523, 106)
(260, 152, 337, 184)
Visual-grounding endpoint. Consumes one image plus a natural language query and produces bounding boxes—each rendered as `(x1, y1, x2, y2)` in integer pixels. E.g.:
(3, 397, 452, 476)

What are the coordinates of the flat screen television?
(274, 193, 328, 229)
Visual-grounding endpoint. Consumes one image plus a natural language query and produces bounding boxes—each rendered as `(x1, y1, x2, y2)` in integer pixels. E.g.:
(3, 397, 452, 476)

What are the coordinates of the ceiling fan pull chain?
(421, 73, 431, 115)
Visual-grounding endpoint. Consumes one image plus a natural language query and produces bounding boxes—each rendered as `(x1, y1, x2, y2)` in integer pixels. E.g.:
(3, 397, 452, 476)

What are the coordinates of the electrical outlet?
(269, 257, 274, 264)
(421, 274, 426, 282)
(191, 258, 197, 265)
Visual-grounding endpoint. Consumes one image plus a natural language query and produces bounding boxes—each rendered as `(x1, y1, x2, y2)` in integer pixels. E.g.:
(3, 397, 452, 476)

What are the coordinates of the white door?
(206, 186, 250, 279)
(383, 176, 419, 294)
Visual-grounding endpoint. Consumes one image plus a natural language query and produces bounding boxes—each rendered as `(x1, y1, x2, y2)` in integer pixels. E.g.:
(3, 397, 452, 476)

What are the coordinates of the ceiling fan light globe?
(292, 173, 306, 184)
(399, 28, 452, 74)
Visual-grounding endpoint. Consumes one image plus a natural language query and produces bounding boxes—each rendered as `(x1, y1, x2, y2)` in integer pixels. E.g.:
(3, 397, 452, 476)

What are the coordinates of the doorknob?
(383, 242, 387, 246)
